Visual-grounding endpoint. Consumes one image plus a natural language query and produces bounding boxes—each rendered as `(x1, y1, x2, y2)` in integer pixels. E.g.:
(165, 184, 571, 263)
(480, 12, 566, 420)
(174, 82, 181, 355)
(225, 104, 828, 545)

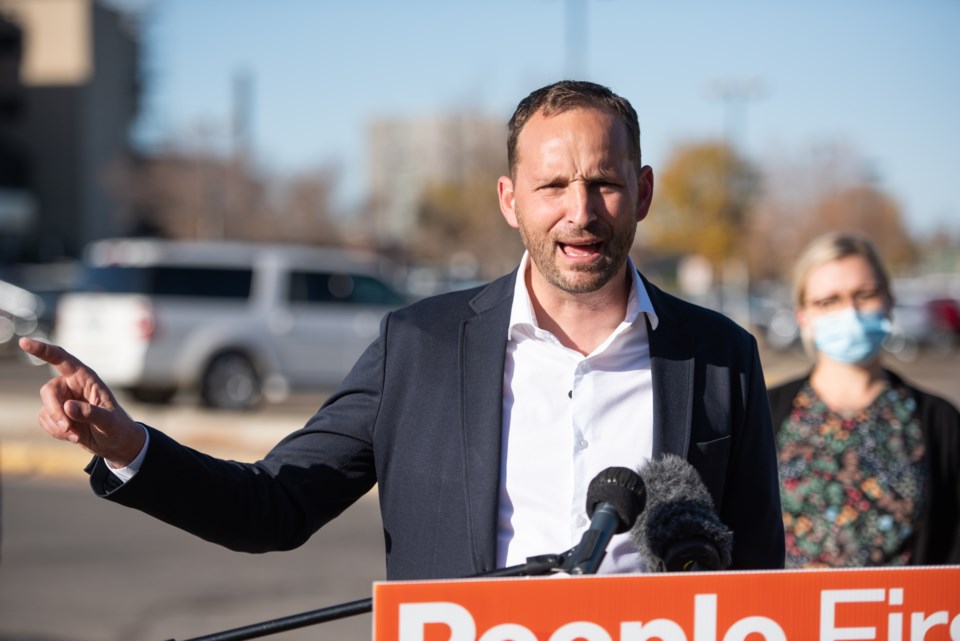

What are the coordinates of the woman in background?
(768, 232, 960, 567)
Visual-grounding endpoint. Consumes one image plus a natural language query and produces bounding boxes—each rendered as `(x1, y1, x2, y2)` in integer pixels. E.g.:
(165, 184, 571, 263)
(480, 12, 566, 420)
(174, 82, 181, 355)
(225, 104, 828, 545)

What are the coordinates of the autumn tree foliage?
(642, 139, 919, 284)
(811, 185, 916, 268)
(104, 119, 929, 289)
(646, 141, 761, 269)
(412, 174, 524, 281)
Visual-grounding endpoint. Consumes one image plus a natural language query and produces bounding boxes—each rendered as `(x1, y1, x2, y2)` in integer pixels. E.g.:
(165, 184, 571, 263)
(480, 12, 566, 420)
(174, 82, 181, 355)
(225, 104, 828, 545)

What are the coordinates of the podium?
(373, 566, 960, 641)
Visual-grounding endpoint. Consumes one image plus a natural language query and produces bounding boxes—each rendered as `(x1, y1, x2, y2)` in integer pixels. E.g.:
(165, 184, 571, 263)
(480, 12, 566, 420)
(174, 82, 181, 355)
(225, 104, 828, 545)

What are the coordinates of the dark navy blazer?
(90, 269, 785, 579)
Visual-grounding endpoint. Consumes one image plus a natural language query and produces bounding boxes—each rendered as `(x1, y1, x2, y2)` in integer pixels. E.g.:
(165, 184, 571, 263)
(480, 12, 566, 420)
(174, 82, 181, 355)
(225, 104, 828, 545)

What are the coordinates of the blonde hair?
(791, 232, 893, 309)
(791, 233, 893, 358)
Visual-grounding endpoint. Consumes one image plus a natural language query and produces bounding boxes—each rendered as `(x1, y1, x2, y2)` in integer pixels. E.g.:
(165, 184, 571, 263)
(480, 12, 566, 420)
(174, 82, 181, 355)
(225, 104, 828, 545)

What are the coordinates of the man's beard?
(516, 214, 636, 294)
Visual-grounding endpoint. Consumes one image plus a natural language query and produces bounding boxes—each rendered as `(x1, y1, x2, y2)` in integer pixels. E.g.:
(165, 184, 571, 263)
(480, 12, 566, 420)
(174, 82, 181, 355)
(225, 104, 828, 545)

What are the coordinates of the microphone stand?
(166, 551, 573, 641)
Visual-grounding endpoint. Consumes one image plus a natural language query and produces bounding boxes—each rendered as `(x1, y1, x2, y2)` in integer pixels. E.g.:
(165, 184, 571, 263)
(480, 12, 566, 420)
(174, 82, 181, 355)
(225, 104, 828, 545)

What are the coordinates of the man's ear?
(635, 165, 654, 223)
(498, 176, 519, 229)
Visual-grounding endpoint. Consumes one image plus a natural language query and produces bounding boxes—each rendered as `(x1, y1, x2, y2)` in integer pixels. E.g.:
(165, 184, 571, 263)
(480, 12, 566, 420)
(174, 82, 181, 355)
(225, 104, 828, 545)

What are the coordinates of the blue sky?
(118, 0, 959, 236)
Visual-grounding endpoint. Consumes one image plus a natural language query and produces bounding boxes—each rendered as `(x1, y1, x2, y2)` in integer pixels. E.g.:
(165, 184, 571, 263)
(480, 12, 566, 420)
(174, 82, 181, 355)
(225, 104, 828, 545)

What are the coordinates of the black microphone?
(631, 454, 733, 572)
(565, 466, 646, 575)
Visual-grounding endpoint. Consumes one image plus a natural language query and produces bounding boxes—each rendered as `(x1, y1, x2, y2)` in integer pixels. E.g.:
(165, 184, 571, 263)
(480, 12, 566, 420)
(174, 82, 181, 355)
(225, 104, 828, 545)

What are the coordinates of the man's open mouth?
(559, 241, 603, 257)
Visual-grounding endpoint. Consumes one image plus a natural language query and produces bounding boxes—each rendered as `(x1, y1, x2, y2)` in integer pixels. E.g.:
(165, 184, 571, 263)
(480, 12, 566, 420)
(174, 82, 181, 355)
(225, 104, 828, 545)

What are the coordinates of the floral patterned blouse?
(776, 381, 926, 568)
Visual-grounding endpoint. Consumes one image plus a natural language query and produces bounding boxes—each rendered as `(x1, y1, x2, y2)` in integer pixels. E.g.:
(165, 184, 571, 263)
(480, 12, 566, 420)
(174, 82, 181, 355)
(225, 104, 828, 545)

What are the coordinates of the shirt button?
(577, 439, 589, 451)
(576, 515, 588, 528)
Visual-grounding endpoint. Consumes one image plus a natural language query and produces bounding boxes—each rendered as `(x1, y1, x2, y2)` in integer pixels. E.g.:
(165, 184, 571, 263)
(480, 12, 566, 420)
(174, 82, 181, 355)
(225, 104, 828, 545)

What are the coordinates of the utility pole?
(710, 78, 765, 153)
(232, 67, 253, 161)
(709, 78, 765, 326)
(565, 0, 587, 79)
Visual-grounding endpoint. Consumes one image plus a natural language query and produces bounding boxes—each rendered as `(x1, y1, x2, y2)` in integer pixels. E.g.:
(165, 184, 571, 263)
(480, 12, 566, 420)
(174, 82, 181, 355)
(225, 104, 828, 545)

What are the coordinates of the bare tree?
(413, 173, 523, 281)
(105, 147, 342, 247)
(246, 166, 341, 245)
(747, 141, 916, 279)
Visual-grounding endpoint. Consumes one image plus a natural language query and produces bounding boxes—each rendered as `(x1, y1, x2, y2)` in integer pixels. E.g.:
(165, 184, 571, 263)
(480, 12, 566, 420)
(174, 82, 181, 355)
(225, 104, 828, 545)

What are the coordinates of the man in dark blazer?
(21, 81, 784, 579)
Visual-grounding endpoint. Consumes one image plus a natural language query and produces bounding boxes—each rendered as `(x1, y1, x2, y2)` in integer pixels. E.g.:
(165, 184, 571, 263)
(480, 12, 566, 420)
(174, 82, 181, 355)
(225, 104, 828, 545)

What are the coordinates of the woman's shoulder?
(886, 369, 960, 442)
(766, 375, 810, 429)
(886, 369, 959, 414)
(767, 375, 809, 403)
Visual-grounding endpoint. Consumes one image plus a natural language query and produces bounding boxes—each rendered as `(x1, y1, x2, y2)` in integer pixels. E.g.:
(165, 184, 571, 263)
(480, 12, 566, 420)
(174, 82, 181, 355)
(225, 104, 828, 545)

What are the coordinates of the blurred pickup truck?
(54, 238, 407, 410)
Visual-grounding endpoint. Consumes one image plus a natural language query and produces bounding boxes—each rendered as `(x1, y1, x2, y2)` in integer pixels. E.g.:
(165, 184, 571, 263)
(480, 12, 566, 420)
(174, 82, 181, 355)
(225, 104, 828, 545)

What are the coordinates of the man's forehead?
(526, 104, 620, 129)
(515, 108, 629, 161)
(525, 106, 623, 139)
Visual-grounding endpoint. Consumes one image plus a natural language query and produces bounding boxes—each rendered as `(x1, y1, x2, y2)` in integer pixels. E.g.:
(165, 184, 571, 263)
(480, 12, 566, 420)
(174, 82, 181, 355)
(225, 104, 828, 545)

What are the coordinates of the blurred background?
(1, 1, 959, 640)
(1, 0, 959, 339)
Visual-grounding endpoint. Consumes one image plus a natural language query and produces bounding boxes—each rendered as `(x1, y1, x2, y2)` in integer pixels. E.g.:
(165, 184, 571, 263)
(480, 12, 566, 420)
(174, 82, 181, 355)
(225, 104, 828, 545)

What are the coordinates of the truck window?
(77, 266, 253, 299)
(288, 271, 404, 306)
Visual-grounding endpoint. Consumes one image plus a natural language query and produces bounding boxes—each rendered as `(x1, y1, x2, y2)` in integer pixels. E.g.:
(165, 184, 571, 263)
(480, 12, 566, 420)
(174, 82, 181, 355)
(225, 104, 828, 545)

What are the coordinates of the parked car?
(884, 296, 958, 361)
(0, 278, 50, 358)
(927, 297, 960, 344)
(748, 294, 800, 352)
(748, 290, 959, 361)
(54, 238, 407, 410)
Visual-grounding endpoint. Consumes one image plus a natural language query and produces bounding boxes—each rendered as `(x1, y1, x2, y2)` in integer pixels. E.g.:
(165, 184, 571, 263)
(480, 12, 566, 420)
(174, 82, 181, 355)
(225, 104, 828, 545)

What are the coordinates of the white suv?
(53, 238, 407, 410)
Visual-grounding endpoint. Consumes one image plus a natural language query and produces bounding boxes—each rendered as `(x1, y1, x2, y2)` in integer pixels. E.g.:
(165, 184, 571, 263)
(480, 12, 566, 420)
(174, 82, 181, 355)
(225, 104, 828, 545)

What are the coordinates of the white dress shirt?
(497, 252, 658, 573)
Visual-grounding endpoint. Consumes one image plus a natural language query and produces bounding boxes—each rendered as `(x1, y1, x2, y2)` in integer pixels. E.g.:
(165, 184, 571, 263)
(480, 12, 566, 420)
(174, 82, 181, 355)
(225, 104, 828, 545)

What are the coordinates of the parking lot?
(6, 341, 957, 479)
(1, 345, 957, 641)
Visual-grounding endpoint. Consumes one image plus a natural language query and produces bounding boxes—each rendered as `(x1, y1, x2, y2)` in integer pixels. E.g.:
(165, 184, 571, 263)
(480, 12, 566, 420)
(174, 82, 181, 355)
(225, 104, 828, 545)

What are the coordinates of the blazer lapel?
(459, 272, 515, 575)
(643, 275, 695, 460)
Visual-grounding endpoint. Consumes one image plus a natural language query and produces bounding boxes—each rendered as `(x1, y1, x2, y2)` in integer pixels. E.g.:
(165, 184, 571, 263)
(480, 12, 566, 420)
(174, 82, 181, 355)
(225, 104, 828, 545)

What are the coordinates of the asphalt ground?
(0, 354, 383, 641)
(0, 475, 385, 641)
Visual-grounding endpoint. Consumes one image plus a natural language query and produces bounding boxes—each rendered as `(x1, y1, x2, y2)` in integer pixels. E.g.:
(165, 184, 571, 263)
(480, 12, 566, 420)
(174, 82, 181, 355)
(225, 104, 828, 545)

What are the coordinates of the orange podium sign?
(373, 566, 959, 641)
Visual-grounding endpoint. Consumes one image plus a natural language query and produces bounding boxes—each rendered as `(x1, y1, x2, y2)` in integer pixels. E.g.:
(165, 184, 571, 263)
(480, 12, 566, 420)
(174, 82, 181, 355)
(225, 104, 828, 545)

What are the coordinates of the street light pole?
(710, 78, 765, 153)
(565, 0, 587, 78)
(708, 78, 765, 326)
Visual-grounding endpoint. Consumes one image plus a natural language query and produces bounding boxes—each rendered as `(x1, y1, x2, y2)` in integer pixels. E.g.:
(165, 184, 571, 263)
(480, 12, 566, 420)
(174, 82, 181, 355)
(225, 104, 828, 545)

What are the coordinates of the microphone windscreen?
(631, 455, 733, 571)
(586, 466, 647, 534)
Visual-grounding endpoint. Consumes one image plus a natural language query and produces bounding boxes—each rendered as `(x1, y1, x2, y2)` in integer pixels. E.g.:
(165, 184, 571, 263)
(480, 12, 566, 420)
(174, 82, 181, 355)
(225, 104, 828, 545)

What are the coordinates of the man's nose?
(565, 183, 596, 226)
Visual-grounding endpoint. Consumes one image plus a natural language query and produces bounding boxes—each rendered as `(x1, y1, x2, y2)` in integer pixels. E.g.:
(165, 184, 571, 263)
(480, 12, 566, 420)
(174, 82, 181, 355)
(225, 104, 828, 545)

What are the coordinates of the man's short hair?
(507, 80, 642, 179)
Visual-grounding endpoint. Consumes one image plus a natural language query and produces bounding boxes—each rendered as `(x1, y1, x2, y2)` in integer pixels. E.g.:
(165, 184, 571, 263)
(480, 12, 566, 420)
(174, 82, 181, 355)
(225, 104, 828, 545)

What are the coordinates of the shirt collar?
(507, 252, 659, 340)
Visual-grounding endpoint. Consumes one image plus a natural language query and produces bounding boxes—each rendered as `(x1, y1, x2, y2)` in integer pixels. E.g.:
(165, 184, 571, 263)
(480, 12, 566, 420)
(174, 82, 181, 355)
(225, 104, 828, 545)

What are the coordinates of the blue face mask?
(811, 308, 892, 364)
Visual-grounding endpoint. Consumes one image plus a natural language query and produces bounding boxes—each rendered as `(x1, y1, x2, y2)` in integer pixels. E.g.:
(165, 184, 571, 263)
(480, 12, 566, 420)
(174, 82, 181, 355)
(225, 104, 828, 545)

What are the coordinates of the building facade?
(0, 0, 139, 263)
(367, 113, 504, 246)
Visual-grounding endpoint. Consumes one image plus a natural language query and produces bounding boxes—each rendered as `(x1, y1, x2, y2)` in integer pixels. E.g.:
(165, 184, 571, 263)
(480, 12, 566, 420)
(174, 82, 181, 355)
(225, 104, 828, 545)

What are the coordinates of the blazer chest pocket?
(691, 435, 731, 510)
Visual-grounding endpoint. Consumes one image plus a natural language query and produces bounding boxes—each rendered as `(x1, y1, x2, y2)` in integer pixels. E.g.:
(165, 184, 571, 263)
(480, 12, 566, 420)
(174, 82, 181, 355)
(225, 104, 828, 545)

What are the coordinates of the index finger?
(19, 337, 85, 376)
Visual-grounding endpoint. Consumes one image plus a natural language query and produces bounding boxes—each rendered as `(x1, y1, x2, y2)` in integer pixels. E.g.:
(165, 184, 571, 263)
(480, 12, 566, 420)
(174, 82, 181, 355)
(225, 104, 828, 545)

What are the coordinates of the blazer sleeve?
(86, 314, 391, 554)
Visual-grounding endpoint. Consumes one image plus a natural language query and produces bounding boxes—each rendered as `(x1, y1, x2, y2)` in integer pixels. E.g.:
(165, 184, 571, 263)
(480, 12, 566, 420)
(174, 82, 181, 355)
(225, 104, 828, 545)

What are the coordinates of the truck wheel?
(201, 352, 262, 410)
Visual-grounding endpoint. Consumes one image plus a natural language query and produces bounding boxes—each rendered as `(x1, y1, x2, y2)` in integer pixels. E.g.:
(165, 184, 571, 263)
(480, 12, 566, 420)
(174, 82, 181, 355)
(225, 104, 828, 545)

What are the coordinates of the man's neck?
(526, 267, 631, 356)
